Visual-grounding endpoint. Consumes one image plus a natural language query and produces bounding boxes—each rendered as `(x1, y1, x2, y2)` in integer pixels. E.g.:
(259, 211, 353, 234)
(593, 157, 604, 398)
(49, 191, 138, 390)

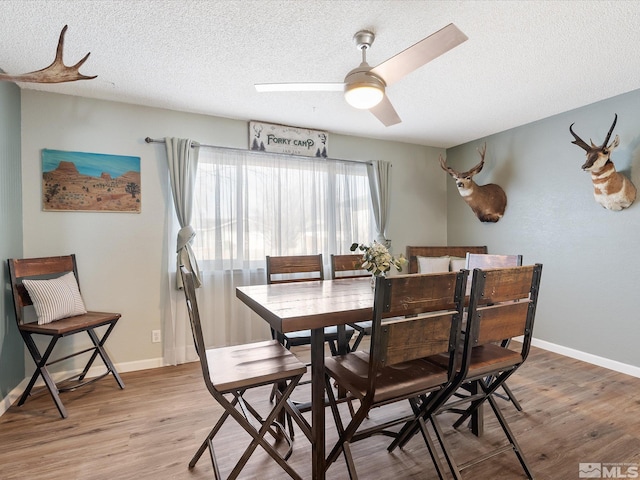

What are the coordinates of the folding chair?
(330, 254, 371, 351)
(391, 264, 543, 479)
(266, 254, 355, 431)
(323, 270, 468, 479)
(7, 254, 124, 418)
(466, 253, 524, 411)
(180, 266, 307, 480)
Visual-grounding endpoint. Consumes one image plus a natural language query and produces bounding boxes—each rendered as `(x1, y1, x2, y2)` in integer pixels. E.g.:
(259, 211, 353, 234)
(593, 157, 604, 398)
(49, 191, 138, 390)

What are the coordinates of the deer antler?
(439, 154, 456, 175)
(601, 114, 618, 147)
(0, 25, 96, 84)
(467, 142, 487, 176)
(569, 123, 592, 152)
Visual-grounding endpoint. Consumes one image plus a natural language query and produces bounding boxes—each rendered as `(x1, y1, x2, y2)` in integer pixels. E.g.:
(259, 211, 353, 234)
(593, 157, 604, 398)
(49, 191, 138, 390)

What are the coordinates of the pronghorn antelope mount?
(0, 25, 96, 84)
(569, 114, 636, 211)
(440, 143, 507, 222)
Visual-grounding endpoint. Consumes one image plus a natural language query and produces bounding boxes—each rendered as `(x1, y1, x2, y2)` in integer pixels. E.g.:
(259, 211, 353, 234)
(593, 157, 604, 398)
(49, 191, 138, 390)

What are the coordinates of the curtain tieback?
(177, 225, 195, 252)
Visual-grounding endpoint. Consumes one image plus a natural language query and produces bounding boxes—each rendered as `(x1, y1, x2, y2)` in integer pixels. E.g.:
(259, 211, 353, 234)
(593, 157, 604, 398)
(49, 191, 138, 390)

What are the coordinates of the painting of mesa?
(42, 149, 141, 213)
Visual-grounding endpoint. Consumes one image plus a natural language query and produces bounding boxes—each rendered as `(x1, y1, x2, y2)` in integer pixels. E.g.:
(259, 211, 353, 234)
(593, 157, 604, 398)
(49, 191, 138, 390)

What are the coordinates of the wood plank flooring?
(1, 344, 639, 479)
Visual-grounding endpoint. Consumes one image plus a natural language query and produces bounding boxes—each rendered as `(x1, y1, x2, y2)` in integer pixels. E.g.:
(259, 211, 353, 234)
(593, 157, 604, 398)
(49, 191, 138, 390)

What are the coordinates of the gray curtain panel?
(165, 137, 202, 289)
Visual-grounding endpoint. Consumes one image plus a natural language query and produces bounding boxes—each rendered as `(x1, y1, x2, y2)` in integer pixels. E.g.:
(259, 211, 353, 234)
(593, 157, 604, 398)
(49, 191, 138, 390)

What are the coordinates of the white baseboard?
(0, 357, 164, 417)
(530, 337, 640, 379)
(3, 342, 639, 418)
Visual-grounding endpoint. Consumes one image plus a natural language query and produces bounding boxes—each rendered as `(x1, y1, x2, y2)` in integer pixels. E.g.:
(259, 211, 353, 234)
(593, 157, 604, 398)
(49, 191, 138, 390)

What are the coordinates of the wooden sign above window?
(249, 121, 328, 158)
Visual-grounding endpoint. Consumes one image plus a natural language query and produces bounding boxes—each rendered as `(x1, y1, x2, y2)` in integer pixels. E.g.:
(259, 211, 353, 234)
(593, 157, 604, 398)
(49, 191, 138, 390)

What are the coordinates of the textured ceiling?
(2, 0, 640, 148)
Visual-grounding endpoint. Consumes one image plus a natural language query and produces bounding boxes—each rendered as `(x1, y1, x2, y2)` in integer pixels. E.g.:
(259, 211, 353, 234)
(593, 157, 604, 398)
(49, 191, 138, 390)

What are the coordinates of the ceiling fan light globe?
(344, 83, 384, 109)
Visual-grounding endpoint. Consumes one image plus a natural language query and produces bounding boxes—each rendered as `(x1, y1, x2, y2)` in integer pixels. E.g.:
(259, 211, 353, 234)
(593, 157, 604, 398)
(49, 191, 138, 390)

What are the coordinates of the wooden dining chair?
(180, 266, 307, 480)
(266, 254, 355, 434)
(266, 254, 354, 355)
(466, 252, 524, 411)
(391, 264, 543, 480)
(323, 270, 469, 479)
(7, 254, 124, 418)
(330, 254, 371, 351)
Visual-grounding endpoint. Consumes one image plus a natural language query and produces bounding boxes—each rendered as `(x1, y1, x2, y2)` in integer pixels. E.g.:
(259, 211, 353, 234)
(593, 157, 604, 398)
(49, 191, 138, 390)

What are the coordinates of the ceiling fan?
(255, 23, 468, 127)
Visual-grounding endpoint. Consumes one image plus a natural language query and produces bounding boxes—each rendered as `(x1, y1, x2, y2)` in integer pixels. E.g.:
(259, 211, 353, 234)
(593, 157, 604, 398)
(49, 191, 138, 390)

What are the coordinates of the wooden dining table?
(236, 277, 373, 480)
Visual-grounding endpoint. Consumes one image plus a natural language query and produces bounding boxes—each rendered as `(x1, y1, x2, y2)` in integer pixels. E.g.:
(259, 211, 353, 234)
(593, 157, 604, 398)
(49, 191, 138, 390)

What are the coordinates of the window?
(192, 148, 374, 271)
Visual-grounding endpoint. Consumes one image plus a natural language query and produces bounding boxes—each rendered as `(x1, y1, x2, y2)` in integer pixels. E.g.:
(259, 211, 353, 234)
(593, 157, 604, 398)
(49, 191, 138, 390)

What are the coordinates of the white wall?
(445, 88, 640, 373)
(20, 90, 445, 372)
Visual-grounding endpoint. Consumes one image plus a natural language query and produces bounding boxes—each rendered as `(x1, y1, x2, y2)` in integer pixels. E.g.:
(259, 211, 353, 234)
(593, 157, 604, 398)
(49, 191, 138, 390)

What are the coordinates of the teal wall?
(0, 80, 24, 399)
(446, 88, 640, 369)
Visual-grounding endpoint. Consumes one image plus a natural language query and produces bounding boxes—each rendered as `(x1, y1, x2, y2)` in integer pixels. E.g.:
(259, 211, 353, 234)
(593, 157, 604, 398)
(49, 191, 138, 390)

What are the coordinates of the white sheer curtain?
(187, 148, 375, 350)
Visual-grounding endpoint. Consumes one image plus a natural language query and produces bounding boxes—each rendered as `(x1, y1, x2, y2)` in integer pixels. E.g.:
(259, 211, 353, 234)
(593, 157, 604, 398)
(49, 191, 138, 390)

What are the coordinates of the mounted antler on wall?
(0, 25, 96, 83)
(569, 114, 636, 211)
(440, 143, 507, 222)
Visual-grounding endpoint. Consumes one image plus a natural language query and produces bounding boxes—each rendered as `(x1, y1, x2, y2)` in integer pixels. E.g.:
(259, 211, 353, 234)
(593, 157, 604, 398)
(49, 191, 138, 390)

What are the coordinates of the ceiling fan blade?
(369, 95, 401, 127)
(371, 23, 468, 87)
(255, 82, 344, 92)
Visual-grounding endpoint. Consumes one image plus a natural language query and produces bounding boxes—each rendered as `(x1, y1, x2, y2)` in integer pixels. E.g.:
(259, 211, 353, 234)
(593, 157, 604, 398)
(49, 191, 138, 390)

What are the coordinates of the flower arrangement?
(350, 241, 407, 276)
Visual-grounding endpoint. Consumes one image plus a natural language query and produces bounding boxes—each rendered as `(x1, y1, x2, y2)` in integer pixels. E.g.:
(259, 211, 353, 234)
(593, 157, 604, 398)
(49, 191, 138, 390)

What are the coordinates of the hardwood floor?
(1, 344, 639, 479)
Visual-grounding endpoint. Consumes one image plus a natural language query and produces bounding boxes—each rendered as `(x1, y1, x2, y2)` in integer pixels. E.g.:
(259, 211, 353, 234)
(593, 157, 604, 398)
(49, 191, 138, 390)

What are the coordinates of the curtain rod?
(145, 137, 372, 166)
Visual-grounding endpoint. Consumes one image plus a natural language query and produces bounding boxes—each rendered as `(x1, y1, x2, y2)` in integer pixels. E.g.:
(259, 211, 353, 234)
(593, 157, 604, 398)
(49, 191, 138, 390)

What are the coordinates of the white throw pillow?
(417, 256, 451, 274)
(449, 256, 467, 272)
(22, 271, 87, 325)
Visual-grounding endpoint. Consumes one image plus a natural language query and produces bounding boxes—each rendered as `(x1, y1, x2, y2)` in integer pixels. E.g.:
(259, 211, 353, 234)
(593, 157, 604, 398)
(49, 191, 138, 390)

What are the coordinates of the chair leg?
(207, 436, 223, 480)
(324, 374, 370, 474)
(222, 377, 304, 480)
(486, 394, 534, 479)
(417, 415, 448, 480)
(19, 332, 68, 418)
(239, 391, 295, 461)
(405, 396, 449, 480)
(342, 440, 359, 480)
(189, 403, 235, 469)
(431, 375, 533, 480)
(80, 323, 125, 388)
(389, 389, 444, 452)
(83, 324, 125, 388)
(429, 414, 463, 480)
(324, 374, 351, 472)
(496, 382, 523, 411)
(349, 332, 364, 352)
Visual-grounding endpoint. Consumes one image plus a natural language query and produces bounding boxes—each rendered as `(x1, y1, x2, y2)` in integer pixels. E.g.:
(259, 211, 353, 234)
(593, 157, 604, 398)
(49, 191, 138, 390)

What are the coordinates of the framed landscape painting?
(42, 149, 141, 212)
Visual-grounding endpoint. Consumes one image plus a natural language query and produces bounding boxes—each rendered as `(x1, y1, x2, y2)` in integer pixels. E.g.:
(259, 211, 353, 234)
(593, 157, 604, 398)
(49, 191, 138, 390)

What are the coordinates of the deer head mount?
(440, 143, 507, 223)
(569, 114, 636, 211)
(0, 25, 96, 84)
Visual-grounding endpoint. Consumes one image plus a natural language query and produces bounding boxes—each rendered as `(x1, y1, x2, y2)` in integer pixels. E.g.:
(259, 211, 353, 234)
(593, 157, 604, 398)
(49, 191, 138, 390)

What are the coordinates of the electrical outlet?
(152, 330, 161, 343)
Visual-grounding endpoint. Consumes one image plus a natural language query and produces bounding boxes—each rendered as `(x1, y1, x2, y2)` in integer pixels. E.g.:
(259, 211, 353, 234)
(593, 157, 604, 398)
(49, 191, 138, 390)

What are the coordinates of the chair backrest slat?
(8, 254, 79, 325)
(473, 265, 534, 305)
(330, 254, 368, 280)
(266, 254, 324, 284)
(475, 301, 531, 345)
(381, 312, 456, 366)
(382, 273, 461, 318)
